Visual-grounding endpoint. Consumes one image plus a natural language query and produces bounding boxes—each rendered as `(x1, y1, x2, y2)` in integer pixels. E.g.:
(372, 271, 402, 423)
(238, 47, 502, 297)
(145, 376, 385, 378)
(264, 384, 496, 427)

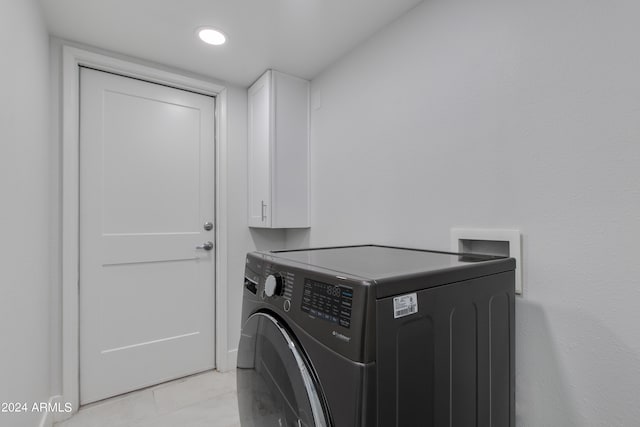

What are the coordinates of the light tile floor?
(55, 370, 240, 427)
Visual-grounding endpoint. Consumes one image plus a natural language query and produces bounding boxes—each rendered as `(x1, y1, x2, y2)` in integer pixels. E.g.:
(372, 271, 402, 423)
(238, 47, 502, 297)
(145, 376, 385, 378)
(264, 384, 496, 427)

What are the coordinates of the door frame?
(60, 45, 230, 414)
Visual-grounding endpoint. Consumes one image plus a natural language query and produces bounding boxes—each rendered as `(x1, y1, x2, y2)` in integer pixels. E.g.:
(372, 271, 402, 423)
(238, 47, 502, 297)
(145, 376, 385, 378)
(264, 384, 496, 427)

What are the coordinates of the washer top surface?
(267, 245, 510, 280)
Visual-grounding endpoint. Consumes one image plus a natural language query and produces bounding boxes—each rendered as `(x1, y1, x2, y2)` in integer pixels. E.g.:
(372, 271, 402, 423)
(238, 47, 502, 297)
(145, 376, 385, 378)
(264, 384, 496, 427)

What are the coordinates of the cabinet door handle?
(261, 200, 267, 222)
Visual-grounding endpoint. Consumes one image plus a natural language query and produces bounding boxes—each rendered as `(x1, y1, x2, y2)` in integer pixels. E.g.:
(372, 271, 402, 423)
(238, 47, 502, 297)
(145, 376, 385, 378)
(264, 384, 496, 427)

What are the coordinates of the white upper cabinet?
(248, 70, 310, 228)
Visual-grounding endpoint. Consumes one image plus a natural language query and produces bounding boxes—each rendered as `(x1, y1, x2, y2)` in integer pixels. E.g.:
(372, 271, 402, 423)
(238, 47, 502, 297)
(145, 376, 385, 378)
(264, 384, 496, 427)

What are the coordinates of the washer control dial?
(264, 273, 284, 297)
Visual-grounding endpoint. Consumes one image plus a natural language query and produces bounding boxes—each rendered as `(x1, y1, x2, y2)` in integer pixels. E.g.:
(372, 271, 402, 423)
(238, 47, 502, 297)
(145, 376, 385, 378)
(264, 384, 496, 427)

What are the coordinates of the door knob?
(196, 241, 214, 251)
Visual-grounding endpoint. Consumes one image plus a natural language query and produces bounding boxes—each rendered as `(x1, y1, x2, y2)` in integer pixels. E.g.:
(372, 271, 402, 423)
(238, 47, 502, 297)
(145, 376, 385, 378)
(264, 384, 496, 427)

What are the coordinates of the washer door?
(237, 312, 330, 427)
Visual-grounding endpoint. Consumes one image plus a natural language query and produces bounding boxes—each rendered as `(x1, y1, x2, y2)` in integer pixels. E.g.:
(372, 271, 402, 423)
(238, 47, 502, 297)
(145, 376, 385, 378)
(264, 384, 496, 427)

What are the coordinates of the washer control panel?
(244, 251, 369, 362)
(301, 279, 353, 329)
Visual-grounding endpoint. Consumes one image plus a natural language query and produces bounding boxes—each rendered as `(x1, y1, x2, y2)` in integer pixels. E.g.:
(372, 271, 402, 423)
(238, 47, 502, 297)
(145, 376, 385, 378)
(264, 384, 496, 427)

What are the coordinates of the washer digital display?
(301, 279, 353, 328)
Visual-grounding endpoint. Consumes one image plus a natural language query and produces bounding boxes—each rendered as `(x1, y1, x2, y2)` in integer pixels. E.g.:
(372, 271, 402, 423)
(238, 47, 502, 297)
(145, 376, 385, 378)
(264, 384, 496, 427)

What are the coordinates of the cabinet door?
(248, 71, 272, 227)
(271, 71, 310, 228)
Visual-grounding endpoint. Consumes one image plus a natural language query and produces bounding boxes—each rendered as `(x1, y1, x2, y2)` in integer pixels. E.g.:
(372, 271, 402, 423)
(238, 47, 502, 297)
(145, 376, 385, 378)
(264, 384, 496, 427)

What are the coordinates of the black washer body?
(237, 245, 515, 427)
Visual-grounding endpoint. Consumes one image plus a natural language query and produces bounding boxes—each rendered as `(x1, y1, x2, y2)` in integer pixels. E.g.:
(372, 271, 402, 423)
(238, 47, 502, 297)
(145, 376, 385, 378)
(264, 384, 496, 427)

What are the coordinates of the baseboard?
(226, 348, 238, 370)
(53, 404, 75, 424)
(38, 395, 62, 427)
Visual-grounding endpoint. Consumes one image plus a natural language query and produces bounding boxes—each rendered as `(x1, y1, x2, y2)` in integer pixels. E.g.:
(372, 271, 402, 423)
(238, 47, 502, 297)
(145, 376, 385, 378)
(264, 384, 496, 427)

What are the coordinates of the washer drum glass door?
(237, 313, 330, 427)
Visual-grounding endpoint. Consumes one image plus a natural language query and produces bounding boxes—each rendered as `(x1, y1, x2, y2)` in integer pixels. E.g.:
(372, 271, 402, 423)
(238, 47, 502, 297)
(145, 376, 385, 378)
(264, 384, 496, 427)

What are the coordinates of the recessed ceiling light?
(197, 27, 227, 46)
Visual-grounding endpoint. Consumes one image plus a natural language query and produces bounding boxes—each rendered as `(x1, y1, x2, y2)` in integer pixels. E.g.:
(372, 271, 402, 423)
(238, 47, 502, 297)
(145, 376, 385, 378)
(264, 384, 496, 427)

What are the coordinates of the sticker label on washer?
(393, 293, 418, 319)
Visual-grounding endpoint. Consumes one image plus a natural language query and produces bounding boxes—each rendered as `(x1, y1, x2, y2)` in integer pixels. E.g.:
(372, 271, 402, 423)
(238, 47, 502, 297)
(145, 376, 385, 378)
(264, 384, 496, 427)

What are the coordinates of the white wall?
(223, 84, 288, 361)
(291, 0, 640, 424)
(0, 1, 52, 426)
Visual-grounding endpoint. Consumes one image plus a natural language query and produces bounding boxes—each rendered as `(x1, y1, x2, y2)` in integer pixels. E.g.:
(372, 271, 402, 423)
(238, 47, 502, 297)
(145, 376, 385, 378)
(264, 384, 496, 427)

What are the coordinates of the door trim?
(61, 45, 230, 416)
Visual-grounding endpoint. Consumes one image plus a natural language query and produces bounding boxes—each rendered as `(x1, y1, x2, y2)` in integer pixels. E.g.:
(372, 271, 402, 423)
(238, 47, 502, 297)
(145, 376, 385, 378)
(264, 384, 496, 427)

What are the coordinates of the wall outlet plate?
(451, 228, 522, 295)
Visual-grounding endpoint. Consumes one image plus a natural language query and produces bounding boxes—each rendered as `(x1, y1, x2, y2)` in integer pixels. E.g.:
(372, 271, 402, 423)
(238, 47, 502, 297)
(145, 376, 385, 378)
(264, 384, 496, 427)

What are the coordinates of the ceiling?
(39, 0, 424, 87)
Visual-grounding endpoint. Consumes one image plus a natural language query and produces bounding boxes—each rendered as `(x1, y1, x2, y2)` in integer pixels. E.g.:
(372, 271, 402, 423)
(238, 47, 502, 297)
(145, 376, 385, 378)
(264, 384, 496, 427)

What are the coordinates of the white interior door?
(79, 67, 216, 404)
